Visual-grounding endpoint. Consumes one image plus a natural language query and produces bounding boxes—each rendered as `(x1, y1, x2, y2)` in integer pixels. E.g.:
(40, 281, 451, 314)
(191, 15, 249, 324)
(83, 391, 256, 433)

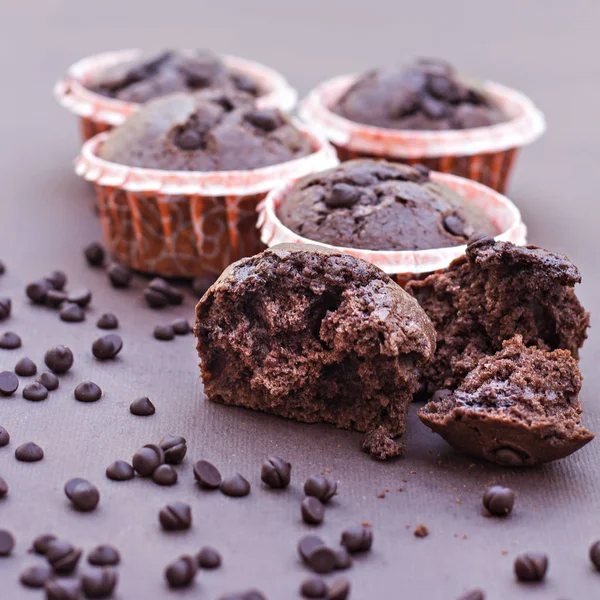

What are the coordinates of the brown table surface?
(1, 1, 599, 598)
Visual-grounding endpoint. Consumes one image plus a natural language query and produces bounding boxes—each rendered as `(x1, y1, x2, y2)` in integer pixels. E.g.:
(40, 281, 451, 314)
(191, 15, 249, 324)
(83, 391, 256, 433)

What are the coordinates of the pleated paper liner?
(55, 49, 299, 143)
(75, 128, 338, 278)
(298, 74, 545, 193)
(258, 171, 527, 286)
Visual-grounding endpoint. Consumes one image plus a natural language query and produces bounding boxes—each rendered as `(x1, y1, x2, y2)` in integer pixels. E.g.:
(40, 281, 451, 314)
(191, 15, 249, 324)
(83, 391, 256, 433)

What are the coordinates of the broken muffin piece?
(406, 236, 589, 393)
(419, 335, 594, 466)
(194, 243, 435, 441)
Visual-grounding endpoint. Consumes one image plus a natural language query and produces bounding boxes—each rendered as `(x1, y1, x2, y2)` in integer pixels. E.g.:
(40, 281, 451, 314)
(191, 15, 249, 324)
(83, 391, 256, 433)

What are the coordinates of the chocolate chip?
(334, 546, 352, 570)
(443, 213, 469, 238)
(96, 313, 119, 329)
(306, 546, 338, 574)
(328, 578, 350, 600)
(175, 129, 204, 151)
(165, 555, 197, 587)
(219, 591, 266, 600)
(220, 473, 251, 497)
(0, 260, 4, 275)
(194, 459, 222, 489)
(413, 164, 430, 178)
(245, 108, 281, 132)
(393, 89, 419, 117)
(26, 279, 51, 304)
(261, 456, 291, 489)
(44, 345, 74, 374)
(152, 464, 178, 486)
(19, 564, 52, 588)
(301, 576, 328, 598)
(130, 396, 155, 416)
(92, 334, 123, 360)
(192, 274, 217, 297)
(233, 73, 259, 95)
(428, 74, 459, 101)
(15, 442, 44, 462)
(0, 426, 9, 446)
(148, 278, 184, 305)
(298, 535, 325, 563)
(45, 579, 82, 600)
(67, 289, 92, 308)
(46, 289, 67, 308)
(46, 270, 67, 291)
(82, 567, 118, 598)
(154, 324, 175, 340)
(144, 288, 168, 309)
(66, 479, 100, 511)
(197, 546, 222, 569)
(107, 262, 132, 288)
(414, 523, 429, 538)
(46, 540, 82, 573)
(0, 297, 11, 321)
(467, 233, 494, 250)
(88, 544, 120, 566)
(23, 382, 48, 401)
(514, 553, 548, 582)
(304, 475, 337, 503)
(84, 242, 105, 267)
(0, 529, 14, 556)
(171, 318, 191, 335)
(325, 183, 362, 209)
(73, 381, 102, 403)
(36, 371, 59, 391)
(105, 460, 134, 481)
(493, 447, 526, 467)
(590, 541, 600, 570)
(60, 303, 85, 322)
(159, 502, 192, 531)
(457, 590, 485, 600)
(421, 94, 448, 119)
(483, 485, 515, 516)
(0, 475, 7, 497)
(0, 331, 22, 349)
(133, 444, 164, 476)
(159, 434, 187, 464)
(64, 477, 88, 498)
(15, 357, 37, 377)
(32, 534, 57, 555)
(340, 526, 372, 553)
(0, 370, 18, 396)
(302, 497, 325, 525)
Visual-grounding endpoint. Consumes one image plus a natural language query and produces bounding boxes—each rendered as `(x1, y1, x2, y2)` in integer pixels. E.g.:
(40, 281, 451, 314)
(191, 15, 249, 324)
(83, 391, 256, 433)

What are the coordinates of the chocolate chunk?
(152, 464, 178, 486)
(67, 289, 92, 308)
(82, 567, 118, 598)
(0, 476, 7, 497)
(334, 546, 352, 570)
(192, 274, 217, 297)
(88, 544, 120, 566)
(0, 426, 9, 446)
(0, 331, 22, 349)
(304, 476, 337, 503)
(328, 578, 350, 600)
(0, 297, 11, 320)
(175, 129, 204, 151)
(159, 502, 192, 531)
(15, 442, 44, 462)
(261, 456, 291, 489)
(74, 381, 102, 403)
(46, 270, 67, 291)
(26, 279, 51, 304)
(15, 357, 37, 377)
(301, 576, 328, 598)
(302, 497, 325, 525)
(23, 382, 48, 401)
(159, 434, 187, 464)
(457, 590, 485, 600)
(514, 553, 548, 582)
(92, 334, 123, 360)
(193, 460, 222, 489)
(66, 479, 100, 511)
(298, 535, 325, 562)
(340, 526, 372, 553)
(130, 396, 155, 416)
(220, 473, 251, 497)
(0, 371, 18, 396)
(414, 523, 429, 538)
(107, 262, 132, 288)
(148, 278, 184, 305)
(96, 313, 119, 329)
(245, 108, 280, 132)
(590, 541, 600, 570)
(36, 371, 59, 391)
(19, 564, 52, 588)
(165, 555, 197, 587)
(196, 546, 222, 569)
(482, 485, 515, 516)
(154, 324, 175, 340)
(171, 318, 191, 335)
(45, 579, 82, 600)
(46, 540, 82, 573)
(0, 529, 14, 556)
(443, 213, 469, 238)
(32, 534, 57, 555)
(105, 460, 134, 481)
(46, 289, 67, 309)
(325, 183, 362, 209)
(84, 242, 105, 267)
(132, 444, 164, 476)
(44, 345, 74, 374)
(306, 546, 338, 574)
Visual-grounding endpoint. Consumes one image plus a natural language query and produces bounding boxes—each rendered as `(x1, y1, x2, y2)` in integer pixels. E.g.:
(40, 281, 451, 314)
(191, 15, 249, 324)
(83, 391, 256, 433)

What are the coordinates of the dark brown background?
(1, 1, 599, 598)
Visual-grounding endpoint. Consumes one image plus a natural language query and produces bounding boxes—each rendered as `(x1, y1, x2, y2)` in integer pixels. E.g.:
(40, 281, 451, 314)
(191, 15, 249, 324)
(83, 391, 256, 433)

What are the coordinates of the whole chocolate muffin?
(98, 90, 312, 171)
(406, 236, 590, 394)
(419, 336, 594, 466)
(194, 244, 435, 445)
(333, 58, 506, 130)
(277, 160, 497, 251)
(88, 50, 261, 103)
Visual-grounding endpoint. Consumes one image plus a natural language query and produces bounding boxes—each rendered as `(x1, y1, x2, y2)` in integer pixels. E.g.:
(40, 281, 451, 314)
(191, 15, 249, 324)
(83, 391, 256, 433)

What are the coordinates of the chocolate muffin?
(98, 90, 312, 171)
(333, 58, 506, 130)
(406, 236, 590, 394)
(194, 244, 435, 444)
(276, 160, 497, 251)
(88, 50, 261, 103)
(419, 336, 594, 466)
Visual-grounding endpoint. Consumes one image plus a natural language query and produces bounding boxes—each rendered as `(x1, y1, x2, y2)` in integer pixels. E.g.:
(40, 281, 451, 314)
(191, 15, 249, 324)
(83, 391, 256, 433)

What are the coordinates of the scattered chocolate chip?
(159, 434, 187, 464)
(74, 381, 102, 403)
(46, 270, 67, 291)
(36, 371, 59, 391)
(46, 540, 82, 573)
(0, 426, 9, 446)
(147, 278, 184, 305)
(107, 262, 132, 288)
(0, 371, 18, 396)
(219, 590, 266, 600)
(334, 546, 352, 570)
(196, 546, 222, 569)
(325, 183, 363, 209)
(0, 331, 22, 349)
(133, 444, 164, 476)
(130, 396, 155, 416)
(144, 288, 168, 309)
(105, 460, 134, 481)
(306, 546, 338, 574)
(590, 541, 600, 570)
(19, 564, 52, 588)
(301, 576, 327, 598)
(340, 527, 372, 553)
(65, 479, 100, 511)
(0, 476, 7, 497)
(32, 534, 57, 555)
(152, 464, 178, 486)
(67, 289, 92, 308)
(64, 477, 88, 498)
(26, 279, 51, 304)
(414, 524, 429, 538)
(328, 578, 350, 600)
(304, 475, 337, 503)
(44, 345, 74, 374)
(514, 553, 548, 582)
(165, 555, 197, 587)
(84, 242, 105, 267)
(159, 502, 192, 531)
(483, 485, 515, 516)
(457, 590, 485, 600)
(245, 108, 280, 131)
(302, 497, 325, 525)
(23, 382, 48, 401)
(45, 578, 82, 600)
(82, 567, 118, 598)
(46, 289, 67, 308)
(0, 530, 14, 556)
(220, 473, 251, 497)
(88, 544, 120, 566)
(0, 297, 11, 321)
(92, 334, 123, 360)
(96, 313, 118, 329)
(171, 318, 191, 335)
(0, 260, 4, 275)
(15, 357, 37, 377)
(298, 535, 326, 563)
(153, 324, 175, 340)
(15, 442, 44, 462)
(192, 275, 217, 297)
(261, 456, 291, 489)
(194, 460, 222, 489)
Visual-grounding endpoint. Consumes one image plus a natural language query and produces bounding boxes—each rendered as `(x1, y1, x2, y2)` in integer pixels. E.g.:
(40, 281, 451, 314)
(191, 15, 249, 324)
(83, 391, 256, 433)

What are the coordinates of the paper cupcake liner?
(75, 127, 338, 278)
(55, 49, 299, 143)
(258, 171, 526, 284)
(298, 74, 546, 193)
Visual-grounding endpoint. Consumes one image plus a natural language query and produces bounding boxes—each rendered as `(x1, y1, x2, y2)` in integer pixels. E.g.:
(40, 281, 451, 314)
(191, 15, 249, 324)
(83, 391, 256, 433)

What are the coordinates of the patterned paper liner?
(298, 74, 546, 193)
(75, 127, 338, 278)
(258, 171, 526, 282)
(55, 49, 299, 142)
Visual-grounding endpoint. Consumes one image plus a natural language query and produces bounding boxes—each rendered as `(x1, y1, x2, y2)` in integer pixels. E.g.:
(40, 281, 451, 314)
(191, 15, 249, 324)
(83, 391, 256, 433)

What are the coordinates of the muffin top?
(98, 90, 313, 171)
(87, 49, 261, 103)
(333, 58, 506, 130)
(276, 159, 498, 251)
